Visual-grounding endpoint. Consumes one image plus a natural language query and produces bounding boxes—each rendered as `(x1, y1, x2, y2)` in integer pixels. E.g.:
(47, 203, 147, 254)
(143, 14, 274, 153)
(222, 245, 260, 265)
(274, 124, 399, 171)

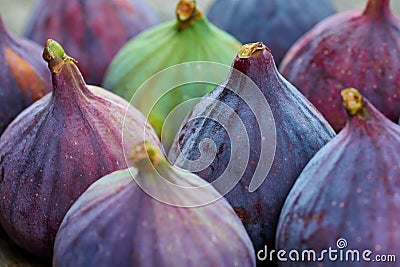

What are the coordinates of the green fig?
(103, 0, 242, 150)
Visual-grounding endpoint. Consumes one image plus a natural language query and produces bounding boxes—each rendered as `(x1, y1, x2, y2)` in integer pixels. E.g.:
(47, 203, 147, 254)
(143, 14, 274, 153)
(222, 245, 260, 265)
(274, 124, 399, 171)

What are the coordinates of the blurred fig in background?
(24, 0, 159, 86)
(207, 0, 336, 65)
(0, 14, 51, 135)
(280, 0, 400, 132)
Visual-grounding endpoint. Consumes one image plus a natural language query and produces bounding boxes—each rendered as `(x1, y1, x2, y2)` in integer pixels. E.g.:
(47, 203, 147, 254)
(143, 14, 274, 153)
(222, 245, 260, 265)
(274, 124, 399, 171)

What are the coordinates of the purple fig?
(24, 0, 159, 86)
(0, 14, 51, 135)
(276, 88, 400, 267)
(0, 39, 159, 258)
(169, 42, 335, 264)
(53, 142, 256, 267)
(207, 0, 336, 65)
(280, 0, 400, 132)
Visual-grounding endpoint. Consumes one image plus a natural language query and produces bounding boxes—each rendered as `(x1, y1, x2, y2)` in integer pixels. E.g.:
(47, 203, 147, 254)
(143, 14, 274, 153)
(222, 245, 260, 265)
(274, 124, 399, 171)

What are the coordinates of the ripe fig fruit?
(25, 0, 159, 86)
(0, 40, 159, 258)
(53, 142, 256, 267)
(0, 14, 51, 135)
(0, 228, 50, 267)
(169, 42, 335, 264)
(207, 0, 336, 65)
(276, 88, 400, 267)
(280, 0, 400, 132)
(103, 0, 242, 150)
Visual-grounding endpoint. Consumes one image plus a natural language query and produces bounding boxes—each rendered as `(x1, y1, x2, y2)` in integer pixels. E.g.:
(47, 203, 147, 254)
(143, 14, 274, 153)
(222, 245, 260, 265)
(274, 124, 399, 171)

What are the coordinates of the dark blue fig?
(207, 0, 335, 65)
(168, 42, 335, 264)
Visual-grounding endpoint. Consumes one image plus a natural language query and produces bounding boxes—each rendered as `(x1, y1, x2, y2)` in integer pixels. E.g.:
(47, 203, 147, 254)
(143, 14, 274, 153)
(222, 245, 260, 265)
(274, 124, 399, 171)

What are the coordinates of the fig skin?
(53, 142, 256, 267)
(0, 15, 51, 135)
(0, 228, 51, 267)
(207, 0, 335, 65)
(103, 0, 242, 150)
(0, 40, 159, 258)
(276, 88, 400, 267)
(24, 0, 159, 86)
(280, 0, 400, 132)
(169, 42, 335, 264)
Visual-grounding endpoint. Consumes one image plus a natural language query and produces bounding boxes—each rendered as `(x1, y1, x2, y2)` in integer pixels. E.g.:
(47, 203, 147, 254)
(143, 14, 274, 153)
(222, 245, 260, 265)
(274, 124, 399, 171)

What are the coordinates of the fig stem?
(238, 42, 266, 58)
(43, 39, 77, 74)
(176, 0, 202, 30)
(364, 0, 391, 17)
(341, 88, 367, 117)
(130, 141, 163, 169)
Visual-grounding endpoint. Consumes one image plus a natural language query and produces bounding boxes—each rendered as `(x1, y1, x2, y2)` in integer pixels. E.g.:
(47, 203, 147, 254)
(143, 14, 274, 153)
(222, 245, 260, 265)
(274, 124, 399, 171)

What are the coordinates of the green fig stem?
(176, 0, 202, 30)
(341, 88, 370, 118)
(130, 141, 165, 170)
(43, 39, 77, 74)
(364, 0, 391, 17)
(238, 42, 266, 58)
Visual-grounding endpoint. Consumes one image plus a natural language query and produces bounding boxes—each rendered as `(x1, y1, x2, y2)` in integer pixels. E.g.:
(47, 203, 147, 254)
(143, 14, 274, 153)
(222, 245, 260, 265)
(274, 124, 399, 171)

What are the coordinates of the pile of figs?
(0, 0, 400, 266)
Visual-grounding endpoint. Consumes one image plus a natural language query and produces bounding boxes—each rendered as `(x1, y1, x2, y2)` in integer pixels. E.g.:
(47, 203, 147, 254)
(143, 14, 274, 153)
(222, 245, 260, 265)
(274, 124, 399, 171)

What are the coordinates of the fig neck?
(176, 0, 203, 30)
(43, 39, 92, 100)
(231, 42, 279, 94)
(363, 0, 391, 18)
(341, 88, 370, 120)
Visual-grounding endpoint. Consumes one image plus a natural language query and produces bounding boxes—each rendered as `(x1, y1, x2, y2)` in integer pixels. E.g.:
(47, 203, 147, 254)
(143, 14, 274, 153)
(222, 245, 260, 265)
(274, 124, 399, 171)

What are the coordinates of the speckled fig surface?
(280, 0, 400, 131)
(169, 42, 335, 264)
(207, 0, 336, 65)
(103, 0, 242, 150)
(0, 40, 159, 258)
(53, 142, 256, 267)
(0, 14, 51, 135)
(25, 0, 158, 86)
(276, 88, 400, 267)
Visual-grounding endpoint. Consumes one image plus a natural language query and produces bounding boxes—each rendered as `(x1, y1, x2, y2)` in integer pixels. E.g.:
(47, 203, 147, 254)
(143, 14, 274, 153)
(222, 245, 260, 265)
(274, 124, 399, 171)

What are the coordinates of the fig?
(103, 0, 242, 150)
(168, 42, 335, 263)
(0, 40, 159, 258)
(53, 142, 256, 267)
(207, 0, 336, 65)
(0, 228, 50, 267)
(280, 0, 400, 132)
(24, 0, 159, 86)
(276, 88, 400, 267)
(0, 14, 51, 135)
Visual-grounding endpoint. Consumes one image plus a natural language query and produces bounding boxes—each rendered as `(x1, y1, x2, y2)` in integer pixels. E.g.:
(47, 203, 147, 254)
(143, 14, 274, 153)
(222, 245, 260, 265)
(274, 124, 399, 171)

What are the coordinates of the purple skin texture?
(0, 40, 159, 258)
(169, 42, 335, 264)
(53, 143, 256, 267)
(276, 88, 400, 267)
(280, 0, 400, 132)
(207, 0, 335, 65)
(25, 0, 159, 86)
(0, 15, 51, 135)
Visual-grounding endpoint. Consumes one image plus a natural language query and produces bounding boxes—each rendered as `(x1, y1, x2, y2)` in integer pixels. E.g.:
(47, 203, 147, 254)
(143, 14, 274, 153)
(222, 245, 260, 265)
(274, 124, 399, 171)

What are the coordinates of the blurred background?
(1, 0, 400, 36)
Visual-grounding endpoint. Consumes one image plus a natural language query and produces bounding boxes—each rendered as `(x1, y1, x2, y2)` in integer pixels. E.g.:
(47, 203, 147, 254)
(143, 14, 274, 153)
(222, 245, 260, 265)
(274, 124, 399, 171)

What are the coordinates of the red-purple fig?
(24, 0, 159, 86)
(280, 0, 400, 132)
(0, 40, 159, 258)
(276, 88, 400, 267)
(0, 14, 51, 135)
(53, 142, 255, 267)
(169, 42, 335, 264)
